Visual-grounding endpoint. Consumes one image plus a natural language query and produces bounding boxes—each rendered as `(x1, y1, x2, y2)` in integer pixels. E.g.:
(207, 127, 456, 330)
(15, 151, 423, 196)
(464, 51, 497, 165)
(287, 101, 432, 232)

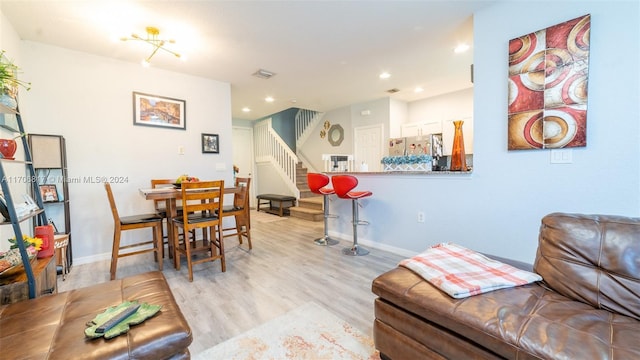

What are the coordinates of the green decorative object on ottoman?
(85, 301, 162, 339)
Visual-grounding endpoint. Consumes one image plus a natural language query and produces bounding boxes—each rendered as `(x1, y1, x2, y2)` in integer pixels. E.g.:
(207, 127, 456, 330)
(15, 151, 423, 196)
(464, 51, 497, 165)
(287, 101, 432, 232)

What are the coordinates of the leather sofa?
(0, 271, 192, 359)
(372, 213, 640, 359)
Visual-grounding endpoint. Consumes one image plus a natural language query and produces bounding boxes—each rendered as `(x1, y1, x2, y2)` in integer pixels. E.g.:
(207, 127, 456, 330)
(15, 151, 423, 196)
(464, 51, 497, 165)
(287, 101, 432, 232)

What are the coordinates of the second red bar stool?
(331, 175, 372, 256)
(307, 173, 339, 246)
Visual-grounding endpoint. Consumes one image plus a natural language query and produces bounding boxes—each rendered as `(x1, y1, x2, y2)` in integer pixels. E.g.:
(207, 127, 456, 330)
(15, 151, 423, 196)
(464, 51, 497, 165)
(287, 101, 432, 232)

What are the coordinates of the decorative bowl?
(0, 252, 37, 278)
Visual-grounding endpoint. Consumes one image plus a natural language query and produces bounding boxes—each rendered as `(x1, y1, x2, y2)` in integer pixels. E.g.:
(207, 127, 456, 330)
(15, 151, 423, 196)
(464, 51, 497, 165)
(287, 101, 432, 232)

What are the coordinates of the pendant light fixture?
(121, 26, 181, 66)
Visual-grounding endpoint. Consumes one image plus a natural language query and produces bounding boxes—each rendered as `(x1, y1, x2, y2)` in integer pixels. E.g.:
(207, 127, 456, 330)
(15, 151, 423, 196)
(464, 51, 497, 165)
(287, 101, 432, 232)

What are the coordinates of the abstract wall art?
(508, 14, 590, 150)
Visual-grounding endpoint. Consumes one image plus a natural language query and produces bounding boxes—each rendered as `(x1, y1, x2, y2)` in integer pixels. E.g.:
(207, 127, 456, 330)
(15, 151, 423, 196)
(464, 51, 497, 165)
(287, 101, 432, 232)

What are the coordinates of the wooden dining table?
(139, 186, 243, 269)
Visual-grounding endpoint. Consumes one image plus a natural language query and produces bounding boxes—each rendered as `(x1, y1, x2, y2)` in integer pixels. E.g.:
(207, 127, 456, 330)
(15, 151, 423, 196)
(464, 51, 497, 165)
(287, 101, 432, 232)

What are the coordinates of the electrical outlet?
(417, 211, 425, 223)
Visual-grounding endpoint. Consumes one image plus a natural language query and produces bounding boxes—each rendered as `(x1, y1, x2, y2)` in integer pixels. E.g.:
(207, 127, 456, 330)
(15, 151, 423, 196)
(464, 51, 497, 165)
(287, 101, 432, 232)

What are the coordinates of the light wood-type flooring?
(59, 211, 405, 355)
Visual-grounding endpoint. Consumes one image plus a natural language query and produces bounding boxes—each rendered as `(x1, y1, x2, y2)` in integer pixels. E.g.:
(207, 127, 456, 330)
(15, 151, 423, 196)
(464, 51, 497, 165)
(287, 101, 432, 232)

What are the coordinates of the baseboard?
(73, 252, 111, 265)
(327, 231, 417, 258)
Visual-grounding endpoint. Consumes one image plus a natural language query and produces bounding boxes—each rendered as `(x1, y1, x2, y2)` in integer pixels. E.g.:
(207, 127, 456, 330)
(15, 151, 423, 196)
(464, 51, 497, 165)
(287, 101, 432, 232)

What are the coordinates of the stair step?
(298, 196, 323, 210)
(299, 190, 315, 199)
(289, 206, 324, 222)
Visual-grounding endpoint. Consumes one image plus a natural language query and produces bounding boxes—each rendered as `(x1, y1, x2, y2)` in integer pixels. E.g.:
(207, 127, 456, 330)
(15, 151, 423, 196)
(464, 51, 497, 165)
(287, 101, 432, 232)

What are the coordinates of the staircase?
(289, 162, 324, 222)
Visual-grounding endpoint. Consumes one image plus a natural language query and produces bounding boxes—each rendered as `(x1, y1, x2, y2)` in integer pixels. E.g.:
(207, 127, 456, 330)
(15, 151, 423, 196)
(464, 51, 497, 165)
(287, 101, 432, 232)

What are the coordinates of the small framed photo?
(202, 133, 219, 154)
(39, 184, 59, 202)
(133, 92, 186, 130)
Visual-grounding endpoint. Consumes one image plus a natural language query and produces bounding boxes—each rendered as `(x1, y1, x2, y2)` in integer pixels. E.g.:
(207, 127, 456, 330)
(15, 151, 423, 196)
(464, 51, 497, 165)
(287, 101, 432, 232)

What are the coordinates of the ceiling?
(1, 1, 494, 121)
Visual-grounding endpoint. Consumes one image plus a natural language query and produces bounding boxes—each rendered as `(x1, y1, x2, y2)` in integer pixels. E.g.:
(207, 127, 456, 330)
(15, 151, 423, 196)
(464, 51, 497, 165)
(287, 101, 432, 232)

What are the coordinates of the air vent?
(386, 88, 400, 94)
(252, 69, 276, 79)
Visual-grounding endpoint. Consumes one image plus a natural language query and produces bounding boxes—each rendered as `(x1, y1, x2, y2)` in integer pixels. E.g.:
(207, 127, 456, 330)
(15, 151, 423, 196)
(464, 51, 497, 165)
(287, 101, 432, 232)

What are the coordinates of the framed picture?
(133, 92, 186, 130)
(202, 133, 219, 154)
(39, 184, 59, 202)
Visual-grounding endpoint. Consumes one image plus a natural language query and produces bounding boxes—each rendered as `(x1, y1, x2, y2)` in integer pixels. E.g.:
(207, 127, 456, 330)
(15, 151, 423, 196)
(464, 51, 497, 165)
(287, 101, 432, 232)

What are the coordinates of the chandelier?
(121, 26, 181, 66)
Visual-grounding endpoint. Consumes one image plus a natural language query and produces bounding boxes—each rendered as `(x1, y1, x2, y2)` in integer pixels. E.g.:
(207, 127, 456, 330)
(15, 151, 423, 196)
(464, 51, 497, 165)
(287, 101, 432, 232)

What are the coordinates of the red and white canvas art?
(508, 14, 591, 150)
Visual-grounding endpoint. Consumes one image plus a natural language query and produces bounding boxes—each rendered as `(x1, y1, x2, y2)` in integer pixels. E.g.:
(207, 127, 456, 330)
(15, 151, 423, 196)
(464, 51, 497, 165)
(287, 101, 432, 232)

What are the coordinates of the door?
(232, 126, 256, 207)
(354, 124, 384, 172)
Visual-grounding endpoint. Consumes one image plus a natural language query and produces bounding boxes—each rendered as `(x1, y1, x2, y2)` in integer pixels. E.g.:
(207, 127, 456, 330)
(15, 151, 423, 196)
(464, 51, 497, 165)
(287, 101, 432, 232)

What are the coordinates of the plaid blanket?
(399, 243, 542, 299)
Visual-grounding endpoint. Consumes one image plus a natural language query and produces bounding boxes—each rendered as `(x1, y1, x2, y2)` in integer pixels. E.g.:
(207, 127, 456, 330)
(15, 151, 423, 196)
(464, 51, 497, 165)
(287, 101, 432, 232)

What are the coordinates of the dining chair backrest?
(104, 182, 121, 224)
(151, 179, 177, 212)
(179, 180, 224, 228)
(233, 177, 251, 209)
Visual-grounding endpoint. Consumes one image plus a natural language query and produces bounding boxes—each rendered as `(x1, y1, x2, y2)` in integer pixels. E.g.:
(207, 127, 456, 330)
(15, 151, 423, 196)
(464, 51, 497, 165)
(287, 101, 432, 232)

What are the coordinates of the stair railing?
(255, 118, 300, 197)
(295, 109, 323, 149)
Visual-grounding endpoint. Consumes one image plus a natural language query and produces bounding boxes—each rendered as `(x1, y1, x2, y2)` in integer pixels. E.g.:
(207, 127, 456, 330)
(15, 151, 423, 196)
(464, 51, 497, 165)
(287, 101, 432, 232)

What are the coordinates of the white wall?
(327, 1, 640, 263)
(389, 98, 408, 139)
(408, 88, 473, 124)
(10, 41, 233, 264)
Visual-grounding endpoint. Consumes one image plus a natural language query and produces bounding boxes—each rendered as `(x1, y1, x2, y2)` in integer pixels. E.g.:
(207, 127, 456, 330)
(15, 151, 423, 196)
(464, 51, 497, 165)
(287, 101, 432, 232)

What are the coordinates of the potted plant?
(0, 50, 31, 109)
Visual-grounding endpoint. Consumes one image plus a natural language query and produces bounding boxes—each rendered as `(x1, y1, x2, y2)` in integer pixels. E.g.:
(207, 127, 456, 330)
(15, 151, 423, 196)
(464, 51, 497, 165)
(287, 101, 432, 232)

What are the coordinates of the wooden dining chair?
(171, 180, 225, 282)
(220, 177, 252, 249)
(104, 182, 163, 280)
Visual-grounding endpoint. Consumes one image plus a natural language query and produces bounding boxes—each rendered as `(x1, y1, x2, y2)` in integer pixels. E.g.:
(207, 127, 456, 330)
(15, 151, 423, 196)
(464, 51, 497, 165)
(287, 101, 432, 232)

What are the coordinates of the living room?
(1, 1, 637, 267)
(0, 0, 638, 359)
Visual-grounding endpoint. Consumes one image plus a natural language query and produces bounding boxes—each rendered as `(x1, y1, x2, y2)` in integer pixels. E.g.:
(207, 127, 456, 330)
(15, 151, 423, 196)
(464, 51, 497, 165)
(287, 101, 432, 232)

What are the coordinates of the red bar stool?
(307, 173, 339, 246)
(331, 175, 372, 256)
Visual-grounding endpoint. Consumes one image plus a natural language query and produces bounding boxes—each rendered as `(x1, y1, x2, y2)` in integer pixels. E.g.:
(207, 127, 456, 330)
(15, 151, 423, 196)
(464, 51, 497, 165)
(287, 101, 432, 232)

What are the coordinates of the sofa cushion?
(372, 266, 640, 359)
(535, 213, 640, 320)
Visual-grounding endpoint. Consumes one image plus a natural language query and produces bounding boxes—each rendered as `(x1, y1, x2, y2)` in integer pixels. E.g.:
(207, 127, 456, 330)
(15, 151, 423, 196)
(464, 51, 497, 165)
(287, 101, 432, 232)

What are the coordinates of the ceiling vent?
(386, 88, 400, 94)
(252, 69, 276, 79)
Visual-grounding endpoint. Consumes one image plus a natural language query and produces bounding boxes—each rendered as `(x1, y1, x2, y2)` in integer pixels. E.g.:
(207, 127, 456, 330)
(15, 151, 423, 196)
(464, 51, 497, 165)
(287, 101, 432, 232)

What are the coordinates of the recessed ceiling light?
(265, 96, 274, 103)
(379, 72, 391, 79)
(454, 43, 470, 53)
(242, 107, 251, 112)
(414, 87, 424, 93)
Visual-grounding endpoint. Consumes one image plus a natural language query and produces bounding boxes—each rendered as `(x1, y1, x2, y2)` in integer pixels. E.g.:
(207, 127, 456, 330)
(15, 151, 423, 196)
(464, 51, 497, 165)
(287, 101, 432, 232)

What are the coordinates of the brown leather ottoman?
(0, 271, 192, 359)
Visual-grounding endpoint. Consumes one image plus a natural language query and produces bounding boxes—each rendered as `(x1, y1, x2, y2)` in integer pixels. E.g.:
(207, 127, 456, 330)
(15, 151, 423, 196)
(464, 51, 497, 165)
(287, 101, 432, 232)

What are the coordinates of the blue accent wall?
(260, 107, 298, 152)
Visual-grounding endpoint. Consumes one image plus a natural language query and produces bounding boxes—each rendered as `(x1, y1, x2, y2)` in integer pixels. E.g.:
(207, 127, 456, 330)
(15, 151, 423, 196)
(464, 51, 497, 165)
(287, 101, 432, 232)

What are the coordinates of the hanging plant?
(0, 50, 31, 99)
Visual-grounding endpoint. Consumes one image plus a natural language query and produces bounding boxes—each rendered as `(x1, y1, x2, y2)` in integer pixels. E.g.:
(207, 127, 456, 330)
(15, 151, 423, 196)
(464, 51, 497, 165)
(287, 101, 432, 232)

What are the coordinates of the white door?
(354, 124, 384, 172)
(232, 126, 256, 207)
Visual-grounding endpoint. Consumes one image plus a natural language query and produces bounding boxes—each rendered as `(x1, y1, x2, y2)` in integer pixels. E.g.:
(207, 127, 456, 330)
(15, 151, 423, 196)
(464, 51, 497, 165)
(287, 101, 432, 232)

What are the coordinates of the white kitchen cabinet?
(401, 120, 442, 138)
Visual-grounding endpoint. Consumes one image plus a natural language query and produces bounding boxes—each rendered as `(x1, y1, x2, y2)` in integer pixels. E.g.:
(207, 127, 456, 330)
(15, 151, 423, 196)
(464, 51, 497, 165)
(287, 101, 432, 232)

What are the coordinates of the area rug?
(251, 210, 289, 224)
(194, 302, 379, 360)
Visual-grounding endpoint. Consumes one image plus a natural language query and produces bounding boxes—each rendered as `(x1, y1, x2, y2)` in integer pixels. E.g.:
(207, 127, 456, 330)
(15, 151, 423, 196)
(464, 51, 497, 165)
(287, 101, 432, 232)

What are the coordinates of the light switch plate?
(215, 163, 226, 171)
(550, 149, 573, 164)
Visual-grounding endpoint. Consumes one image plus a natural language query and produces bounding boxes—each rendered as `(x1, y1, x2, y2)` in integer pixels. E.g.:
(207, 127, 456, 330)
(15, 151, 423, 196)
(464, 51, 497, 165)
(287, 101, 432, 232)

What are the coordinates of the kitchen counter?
(325, 170, 473, 176)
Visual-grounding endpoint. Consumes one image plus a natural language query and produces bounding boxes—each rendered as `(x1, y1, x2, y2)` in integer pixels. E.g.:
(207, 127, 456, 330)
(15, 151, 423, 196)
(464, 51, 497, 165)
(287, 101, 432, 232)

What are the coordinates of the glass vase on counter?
(450, 120, 467, 171)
